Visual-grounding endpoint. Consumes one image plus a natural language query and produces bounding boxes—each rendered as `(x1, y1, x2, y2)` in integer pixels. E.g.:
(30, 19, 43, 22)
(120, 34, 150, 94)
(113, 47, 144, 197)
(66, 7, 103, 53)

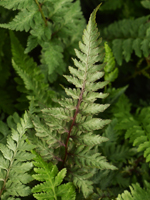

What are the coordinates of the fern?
(31, 4, 117, 198)
(101, 120, 135, 164)
(104, 42, 118, 83)
(117, 181, 150, 200)
(89, 97, 150, 199)
(89, 119, 136, 199)
(32, 151, 76, 200)
(101, 15, 150, 65)
(112, 94, 150, 163)
(0, 112, 35, 200)
(9, 31, 56, 112)
(0, 0, 85, 81)
(0, 1, 40, 30)
(0, 1, 150, 200)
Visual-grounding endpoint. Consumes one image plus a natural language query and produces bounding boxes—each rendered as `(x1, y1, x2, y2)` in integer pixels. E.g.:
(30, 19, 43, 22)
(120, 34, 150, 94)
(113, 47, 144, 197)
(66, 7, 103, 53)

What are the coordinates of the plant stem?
(61, 83, 85, 169)
(34, 0, 47, 26)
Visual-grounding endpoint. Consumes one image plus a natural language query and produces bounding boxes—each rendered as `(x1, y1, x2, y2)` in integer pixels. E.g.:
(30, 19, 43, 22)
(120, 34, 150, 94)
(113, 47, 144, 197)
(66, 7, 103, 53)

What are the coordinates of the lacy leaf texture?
(10, 31, 56, 112)
(0, 0, 85, 82)
(101, 15, 150, 65)
(32, 151, 76, 200)
(117, 181, 150, 200)
(0, 112, 35, 200)
(30, 4, 117, 198)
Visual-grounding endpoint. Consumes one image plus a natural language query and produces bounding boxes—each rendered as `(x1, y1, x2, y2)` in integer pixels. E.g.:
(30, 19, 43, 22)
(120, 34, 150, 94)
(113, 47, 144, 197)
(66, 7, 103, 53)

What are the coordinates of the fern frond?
(32, 4, 117, 198)
(0, 8, 38, 32)
(10, 31, 55, 110)
(112, 95, 150, 163)
(117, 181, 150, 200)
(104, 42, 118, 83)
(75, 133, 109, 146)
(104, 85, 128, 105)
(92, 119, 135, 193)
(0, 0, 33, 10)
(101, 16, 150, 65)
(74, 146, 116, 169)
(32, 152, 76, 200)
(41, 39, 65, 75)
(73, 174, 94, 198)
(0, 0, 85, 81)
(0, 112, 35, 199)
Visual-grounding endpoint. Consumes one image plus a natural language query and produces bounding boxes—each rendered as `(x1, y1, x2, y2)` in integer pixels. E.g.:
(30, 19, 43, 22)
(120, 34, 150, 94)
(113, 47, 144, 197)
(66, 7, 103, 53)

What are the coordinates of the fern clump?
(0, 112, 35, 200)
(31, 4, 117, 198)
(0, 0, 85, 81)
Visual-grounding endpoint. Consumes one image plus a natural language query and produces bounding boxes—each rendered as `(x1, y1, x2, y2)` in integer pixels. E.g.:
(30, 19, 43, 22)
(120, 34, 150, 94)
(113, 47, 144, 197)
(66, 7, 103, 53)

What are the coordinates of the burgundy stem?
(61, 83, 86, 169)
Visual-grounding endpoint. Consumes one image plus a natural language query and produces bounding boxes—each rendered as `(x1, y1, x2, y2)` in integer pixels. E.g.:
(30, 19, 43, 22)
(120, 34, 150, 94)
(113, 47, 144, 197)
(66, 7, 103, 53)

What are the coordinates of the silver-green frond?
(0, 112, 35, 199)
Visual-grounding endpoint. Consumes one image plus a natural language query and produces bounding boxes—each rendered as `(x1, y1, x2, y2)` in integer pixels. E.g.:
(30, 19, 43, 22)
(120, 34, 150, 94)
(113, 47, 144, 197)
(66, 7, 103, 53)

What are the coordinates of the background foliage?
(1, 0, 150, 199)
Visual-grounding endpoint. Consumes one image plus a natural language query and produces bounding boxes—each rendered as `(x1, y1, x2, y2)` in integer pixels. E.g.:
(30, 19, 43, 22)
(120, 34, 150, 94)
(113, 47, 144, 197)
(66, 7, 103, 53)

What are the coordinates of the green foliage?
(10, 31, 56, 112)
(1, 0, 150, 200)
(104, 42, 118, 83)
(117, 181, 150, 200)
(31, 4, 117, 198)
(86, 119, 136, 199)
(112, 94, 150, 163)
(32, 151, 76, 200)
(0, 0, 85, 82)
(0, 112, 35, 200)
(101, 15, 150, 65)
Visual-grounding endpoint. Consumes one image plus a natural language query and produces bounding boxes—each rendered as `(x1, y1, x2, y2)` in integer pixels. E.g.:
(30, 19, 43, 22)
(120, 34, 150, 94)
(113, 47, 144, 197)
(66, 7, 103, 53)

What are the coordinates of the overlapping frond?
(89, 119, 136, 198)
(0, 112, 35, 200)
(10, 31, 55, 111)
(0, 0, 32, 10)
(112, 95, 150, 163)
(32, 152, 76, 200)
(0, 0, 85, 81)
(101, 16, 150, 65)
(117, 182, 150, 200)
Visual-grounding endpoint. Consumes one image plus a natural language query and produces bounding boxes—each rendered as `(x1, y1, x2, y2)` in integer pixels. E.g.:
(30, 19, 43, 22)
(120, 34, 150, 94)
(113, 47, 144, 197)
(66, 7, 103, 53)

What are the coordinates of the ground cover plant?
(0, 0, 150, 199)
